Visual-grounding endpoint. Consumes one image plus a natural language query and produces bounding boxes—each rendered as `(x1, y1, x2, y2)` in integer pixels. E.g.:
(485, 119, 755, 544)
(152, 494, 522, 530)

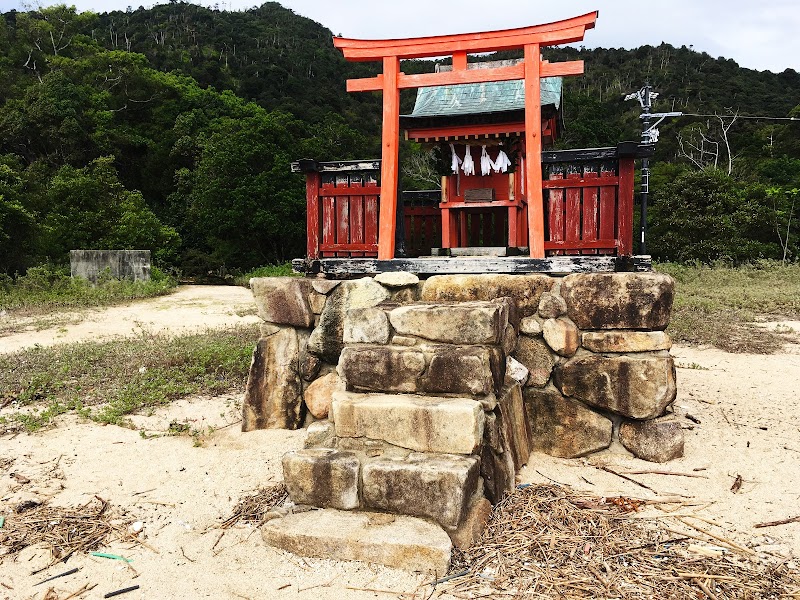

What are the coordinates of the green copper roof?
(410, 76, 562, 118)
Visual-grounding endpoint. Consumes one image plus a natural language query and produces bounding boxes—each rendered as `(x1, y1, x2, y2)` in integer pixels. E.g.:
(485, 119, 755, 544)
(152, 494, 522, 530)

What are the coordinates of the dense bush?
(648, 170, 797, 263)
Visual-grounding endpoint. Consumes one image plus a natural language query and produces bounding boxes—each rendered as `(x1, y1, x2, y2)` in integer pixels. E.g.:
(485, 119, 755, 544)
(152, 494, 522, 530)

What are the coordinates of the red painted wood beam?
(305, 171, 321, 260)
(334, 11, 597, 60)
(378, 56, 400, 260)
(346, 60, 583, 92)
(524, 43, 545, 259)
(337, 26, 589, 61)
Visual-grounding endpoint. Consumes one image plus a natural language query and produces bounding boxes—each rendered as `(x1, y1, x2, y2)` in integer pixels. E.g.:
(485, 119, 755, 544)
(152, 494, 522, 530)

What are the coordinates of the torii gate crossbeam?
(334, 11, 598, 260)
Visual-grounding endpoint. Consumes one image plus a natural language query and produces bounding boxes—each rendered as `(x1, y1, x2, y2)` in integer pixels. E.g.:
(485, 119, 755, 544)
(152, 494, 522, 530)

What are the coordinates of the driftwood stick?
(753, 516, 800, 528)
(624, 469, 709, 479)
(63, 583, 97, 600)
(345, 586, 401, 595)
(675, 517, 755, 555)
(597, 465, 658, 493)
(692, 577, 719, 600)
(678, 573, 737, 581)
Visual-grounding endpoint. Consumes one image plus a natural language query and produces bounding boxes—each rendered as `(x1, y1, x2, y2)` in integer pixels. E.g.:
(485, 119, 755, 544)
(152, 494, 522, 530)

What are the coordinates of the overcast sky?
(2, 0, 798, 74)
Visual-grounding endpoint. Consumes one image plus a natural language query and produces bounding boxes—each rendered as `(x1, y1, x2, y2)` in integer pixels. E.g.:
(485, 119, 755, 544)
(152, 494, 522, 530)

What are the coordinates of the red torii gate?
(334, 11, 598, 260)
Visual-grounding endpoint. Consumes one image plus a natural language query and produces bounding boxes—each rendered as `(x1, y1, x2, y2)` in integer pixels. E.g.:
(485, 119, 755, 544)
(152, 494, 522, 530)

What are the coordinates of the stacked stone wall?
(249, 270, 682, 569)
(244, 271, 683, 465)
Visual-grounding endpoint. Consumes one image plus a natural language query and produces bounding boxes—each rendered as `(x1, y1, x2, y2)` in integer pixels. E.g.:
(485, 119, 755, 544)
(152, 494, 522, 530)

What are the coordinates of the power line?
(676, 113, 799, 121)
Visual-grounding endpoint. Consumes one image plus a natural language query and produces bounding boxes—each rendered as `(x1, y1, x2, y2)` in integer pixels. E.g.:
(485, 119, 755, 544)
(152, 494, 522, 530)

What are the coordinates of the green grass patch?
(234, 263, 297, 287)
(0, 265, 178, 315)
(656, 260, 800, 353)
(0, 324, 259, 431)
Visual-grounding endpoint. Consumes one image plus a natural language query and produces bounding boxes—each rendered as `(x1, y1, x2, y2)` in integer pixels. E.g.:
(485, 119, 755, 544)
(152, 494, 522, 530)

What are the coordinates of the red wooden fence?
(542, 152, 635, 256)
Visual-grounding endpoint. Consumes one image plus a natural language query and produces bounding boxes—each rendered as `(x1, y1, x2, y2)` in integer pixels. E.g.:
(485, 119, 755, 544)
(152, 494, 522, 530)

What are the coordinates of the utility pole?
(625, 84, 681, 255)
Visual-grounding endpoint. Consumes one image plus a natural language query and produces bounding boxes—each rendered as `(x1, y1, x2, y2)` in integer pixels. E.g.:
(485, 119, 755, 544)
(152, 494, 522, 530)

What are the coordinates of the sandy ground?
(1, 287, 799, 599)
(0, 285, 261, 354)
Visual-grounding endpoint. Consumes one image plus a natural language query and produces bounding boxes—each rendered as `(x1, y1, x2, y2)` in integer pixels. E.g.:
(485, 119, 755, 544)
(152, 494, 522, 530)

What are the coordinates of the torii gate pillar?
(334, 12, 598, 259)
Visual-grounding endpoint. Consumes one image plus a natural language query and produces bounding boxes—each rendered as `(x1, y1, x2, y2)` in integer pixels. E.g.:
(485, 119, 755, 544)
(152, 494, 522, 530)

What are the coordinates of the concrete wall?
(70, 250, 151, 284)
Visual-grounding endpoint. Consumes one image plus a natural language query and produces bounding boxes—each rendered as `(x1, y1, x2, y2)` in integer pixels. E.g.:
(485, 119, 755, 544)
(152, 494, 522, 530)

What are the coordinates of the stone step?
(282, 448, 359, 510)
(338, 344, 504, 395)
(331, 390, 484, 455)
(262, 509, 452, 575)
(362, 453, 480, 529)
(387, 300, 509, 345)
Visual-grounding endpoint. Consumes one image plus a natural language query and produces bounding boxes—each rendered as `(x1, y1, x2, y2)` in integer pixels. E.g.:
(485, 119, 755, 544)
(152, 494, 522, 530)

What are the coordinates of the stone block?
(339, 346, 426, 393)
(242, 328, 303, 431)
(303, 372, 343, 419)
(506, 356, 529, 386)
(582, 330, 672, 353)
(542, 318, 579, 357)
(421, 274, 554, 317)
(561, 272, 674, 330)
(299, 354, 321, 382)
(335, 436, 411, 459)
(308, 292, 327, 315)
(619, 417, 685, 463)
(449, 497, 492, 550)
(388, 302, 506, 345)
(420, 345, 504, 396)
(261, 509, 452, 574)
(260, 322, 281, 337)
(304, 421, 335, 448)
(554, 355, 676, 420)
(251, 277, 314, 328)
(331, 391, 484, 455)
(311, 279, 341, 294)
(519, 315, 543, 336)
(343, 307, 391, 344)
(480, 412, 516, 504)
(282, 448, 360, 510)
(362, 453, 480, 529)
(392, 335, 417, 346)
(496, 383, 532, 470)
(538, 292, 567, 318)
(502, 323, 518, 354)
(513, 336, 556, 387)
(307, 278, 390, 363)
(375, 271, 420, 288)
(340, 344, 503, 396)
(492, 296, 520, 330)
(524, 387, 612, 458)
(388, 287, 417, 304)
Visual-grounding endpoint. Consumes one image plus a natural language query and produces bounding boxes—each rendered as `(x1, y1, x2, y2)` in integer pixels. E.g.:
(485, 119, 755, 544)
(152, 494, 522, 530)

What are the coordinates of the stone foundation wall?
(243, 271, 682, 465)
(249, 270, 681, 565)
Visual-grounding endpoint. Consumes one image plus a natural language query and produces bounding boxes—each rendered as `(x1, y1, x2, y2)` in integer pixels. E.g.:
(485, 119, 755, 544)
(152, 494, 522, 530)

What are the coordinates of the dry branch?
(220, 483, 288, 529)
(0, 497, 139, 568)
(448, 484, 799, 599)
(754, 516, 800, 529)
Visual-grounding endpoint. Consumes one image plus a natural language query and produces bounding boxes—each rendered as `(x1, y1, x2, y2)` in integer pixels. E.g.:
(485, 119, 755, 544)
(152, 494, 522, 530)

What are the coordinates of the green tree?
(40, 156, 179, 262)
(0, 155, 37, 274)
(168, 109, 305, 269)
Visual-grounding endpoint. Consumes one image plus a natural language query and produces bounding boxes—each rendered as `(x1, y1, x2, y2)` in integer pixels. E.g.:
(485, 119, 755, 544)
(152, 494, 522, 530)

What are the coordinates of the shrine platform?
(291, 254, 652, 277)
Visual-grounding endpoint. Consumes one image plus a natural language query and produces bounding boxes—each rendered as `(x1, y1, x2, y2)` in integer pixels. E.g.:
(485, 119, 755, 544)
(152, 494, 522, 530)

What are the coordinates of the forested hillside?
(0, 2, 798, 275)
